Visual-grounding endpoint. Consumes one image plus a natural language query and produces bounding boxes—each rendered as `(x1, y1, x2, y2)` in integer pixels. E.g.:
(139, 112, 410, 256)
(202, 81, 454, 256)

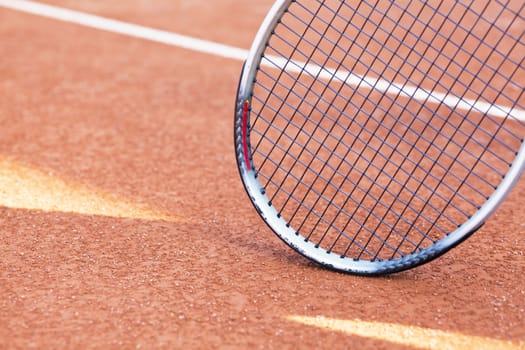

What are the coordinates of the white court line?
(1, 0, 524, 121)
(264, 57, 525, 121)
(0, 0, 249, 60)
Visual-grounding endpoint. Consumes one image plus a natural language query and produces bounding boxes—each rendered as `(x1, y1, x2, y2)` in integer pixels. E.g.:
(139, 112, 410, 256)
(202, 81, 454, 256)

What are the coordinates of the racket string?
(291, 0, 524, 173)
(250, 79, 484, 230)
(248, 0, 525, 260)
(320, 0, 476, 258)
(253, 62, 501, 213)
(337, 36, 486, 259)
(250, 86, 480, 225)
(250, 112, 462, 256)
(263, 1, 356, 220)
(253, 147, 420, 258)
(325, 0, 524, 136)
(268, 4, 521, 173)
(252, 2, 359, 199)
(251, 78, 503, 232)
(278, 0, 395, 245)
(250, 120, 447, 242)
(249, 1, 332, 175)
(371, 0, 524, 258)
(344, 0, 525, 142)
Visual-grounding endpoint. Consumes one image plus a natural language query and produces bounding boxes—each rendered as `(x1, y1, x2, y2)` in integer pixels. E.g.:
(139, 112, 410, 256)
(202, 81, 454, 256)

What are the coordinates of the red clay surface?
(0, 1, 524, 349)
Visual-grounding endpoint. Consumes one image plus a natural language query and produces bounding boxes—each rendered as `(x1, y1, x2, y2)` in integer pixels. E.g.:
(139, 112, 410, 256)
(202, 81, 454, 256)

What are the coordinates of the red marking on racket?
(242, 100, 251, 170)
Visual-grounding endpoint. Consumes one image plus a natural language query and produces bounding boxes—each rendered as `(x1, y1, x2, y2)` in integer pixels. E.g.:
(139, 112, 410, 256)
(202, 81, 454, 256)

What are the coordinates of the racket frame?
(234, 0, 525, 275)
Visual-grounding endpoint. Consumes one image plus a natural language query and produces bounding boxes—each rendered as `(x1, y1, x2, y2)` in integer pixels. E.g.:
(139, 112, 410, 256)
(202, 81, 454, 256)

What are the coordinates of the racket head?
(234, 0, 525, 275)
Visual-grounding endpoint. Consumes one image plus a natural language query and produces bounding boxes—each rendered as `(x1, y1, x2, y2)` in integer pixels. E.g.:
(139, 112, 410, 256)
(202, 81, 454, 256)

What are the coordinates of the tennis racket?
(234, 0, 525, 275)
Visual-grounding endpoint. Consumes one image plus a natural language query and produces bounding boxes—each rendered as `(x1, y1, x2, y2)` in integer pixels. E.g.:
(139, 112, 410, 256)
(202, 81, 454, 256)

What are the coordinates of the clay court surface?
(0, 1, 524, 349)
